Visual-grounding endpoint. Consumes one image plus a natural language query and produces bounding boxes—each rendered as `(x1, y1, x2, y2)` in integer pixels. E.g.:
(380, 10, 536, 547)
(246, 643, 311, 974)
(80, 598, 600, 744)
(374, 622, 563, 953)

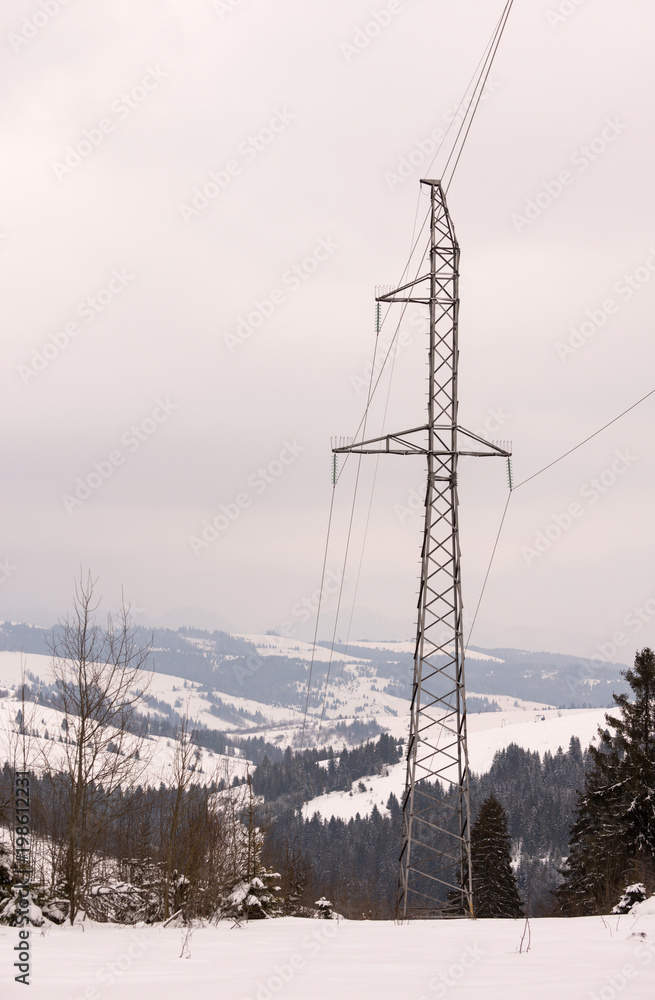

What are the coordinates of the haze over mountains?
(0, 601, 636, 668)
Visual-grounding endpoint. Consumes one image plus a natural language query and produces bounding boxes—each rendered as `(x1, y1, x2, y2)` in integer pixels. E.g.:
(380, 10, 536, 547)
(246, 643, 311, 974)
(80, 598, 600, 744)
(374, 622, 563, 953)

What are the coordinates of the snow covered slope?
(302, 706, 609, 822)
(233, 634, 370, 663)
(0, 651, 251, 787)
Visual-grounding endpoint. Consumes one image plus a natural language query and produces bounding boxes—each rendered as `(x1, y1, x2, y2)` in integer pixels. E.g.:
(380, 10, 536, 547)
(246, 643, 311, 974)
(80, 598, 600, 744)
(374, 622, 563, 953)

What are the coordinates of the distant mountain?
(152, 606, 234, 632)
(0, 621, 630, 734)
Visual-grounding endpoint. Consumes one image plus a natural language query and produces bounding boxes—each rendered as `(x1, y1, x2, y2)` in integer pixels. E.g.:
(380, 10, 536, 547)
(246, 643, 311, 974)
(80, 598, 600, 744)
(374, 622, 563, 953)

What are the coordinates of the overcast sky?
(2, 0, 654, 665)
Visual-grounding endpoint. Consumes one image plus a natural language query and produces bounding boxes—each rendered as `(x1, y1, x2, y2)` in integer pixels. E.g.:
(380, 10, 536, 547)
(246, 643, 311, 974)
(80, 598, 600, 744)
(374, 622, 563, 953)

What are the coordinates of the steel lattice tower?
(334, 180, 509, 918)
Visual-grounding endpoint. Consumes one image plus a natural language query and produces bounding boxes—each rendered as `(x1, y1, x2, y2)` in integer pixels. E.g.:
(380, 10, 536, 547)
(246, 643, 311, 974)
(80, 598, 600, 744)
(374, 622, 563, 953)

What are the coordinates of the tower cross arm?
(333, 425, 429, 456)
(455, 428, 511, 458)
(332, 425, 511, 458)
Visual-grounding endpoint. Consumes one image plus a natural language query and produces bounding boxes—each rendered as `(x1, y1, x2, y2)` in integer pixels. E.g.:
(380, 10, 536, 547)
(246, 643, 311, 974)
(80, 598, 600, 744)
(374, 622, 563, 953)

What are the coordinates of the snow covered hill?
(0, 651, 251, 788)
(302, 705, 608, 822)
(0, 623, 620, 803)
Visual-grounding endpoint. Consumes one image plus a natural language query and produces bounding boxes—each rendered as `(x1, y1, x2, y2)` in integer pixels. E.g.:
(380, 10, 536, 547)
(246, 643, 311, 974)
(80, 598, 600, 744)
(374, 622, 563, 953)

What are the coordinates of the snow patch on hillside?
(233, 634, 369, 663)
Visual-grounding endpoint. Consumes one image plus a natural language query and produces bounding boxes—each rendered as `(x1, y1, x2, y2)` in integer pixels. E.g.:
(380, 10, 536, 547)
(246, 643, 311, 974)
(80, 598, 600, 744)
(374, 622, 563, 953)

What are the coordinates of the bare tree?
(162, 708, 201, 920)
(46, 571, 153, 923)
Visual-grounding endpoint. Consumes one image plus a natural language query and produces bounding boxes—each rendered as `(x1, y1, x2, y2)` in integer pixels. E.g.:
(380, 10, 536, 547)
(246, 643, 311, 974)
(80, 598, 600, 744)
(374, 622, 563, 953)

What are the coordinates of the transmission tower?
(334, 179, 510, 917)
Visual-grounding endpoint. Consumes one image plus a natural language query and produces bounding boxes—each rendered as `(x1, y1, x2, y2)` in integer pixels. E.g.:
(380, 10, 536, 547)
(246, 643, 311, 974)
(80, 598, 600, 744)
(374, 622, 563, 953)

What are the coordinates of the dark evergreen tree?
(470, 795, 523, 918)
(557, 648, 655, 915)
(0, 841, 13, 917)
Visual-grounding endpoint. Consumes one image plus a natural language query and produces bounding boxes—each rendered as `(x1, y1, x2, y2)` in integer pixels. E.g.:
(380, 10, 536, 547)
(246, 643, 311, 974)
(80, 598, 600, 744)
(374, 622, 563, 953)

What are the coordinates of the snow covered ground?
(3, 908, 655, 999)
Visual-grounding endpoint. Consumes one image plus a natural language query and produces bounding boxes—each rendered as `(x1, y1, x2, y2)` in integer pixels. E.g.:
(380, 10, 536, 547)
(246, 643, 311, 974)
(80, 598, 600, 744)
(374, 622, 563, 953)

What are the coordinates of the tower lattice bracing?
(334, 180, 509, 917)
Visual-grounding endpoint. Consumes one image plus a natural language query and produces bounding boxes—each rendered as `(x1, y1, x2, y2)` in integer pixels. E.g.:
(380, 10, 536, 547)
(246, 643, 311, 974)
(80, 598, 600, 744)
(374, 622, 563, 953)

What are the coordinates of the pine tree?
(0, 841, 13, 919)
(471, 795, 523, 918)
(557, 648, 655, 914)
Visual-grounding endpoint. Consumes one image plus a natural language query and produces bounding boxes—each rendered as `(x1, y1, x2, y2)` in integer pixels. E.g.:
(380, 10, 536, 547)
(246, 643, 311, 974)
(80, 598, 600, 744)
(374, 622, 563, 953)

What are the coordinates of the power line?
(464, 386, 655, 650)
(513, 387, 655, 491)
(299, 483, 337, 753)
(335, 227, 431, 485)
(465, 488, 512, 652)
(443, 0, 516, 191)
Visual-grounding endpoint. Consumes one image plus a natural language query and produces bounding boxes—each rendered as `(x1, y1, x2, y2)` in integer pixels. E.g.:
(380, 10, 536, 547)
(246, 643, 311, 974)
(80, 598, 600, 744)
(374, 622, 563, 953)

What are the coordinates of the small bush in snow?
(222, 869, 282, 920)
(315, 896, 334, 919)
(0, 889, 45, 927)
(612, 883, 647, 914)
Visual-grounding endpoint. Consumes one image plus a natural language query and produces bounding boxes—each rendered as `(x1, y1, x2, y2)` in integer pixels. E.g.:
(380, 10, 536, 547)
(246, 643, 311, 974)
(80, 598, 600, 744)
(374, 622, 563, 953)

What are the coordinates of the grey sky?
(2, 0, 654, 665)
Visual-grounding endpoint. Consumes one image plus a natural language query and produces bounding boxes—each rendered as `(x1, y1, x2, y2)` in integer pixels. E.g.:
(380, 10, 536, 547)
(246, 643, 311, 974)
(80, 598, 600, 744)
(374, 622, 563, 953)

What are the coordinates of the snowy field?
(3, 905, 655, 999)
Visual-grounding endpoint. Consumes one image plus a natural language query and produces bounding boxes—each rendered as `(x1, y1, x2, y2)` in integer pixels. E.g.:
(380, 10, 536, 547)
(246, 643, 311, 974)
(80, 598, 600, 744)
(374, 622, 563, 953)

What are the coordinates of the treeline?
(252, 733, 402, 807)
(472, 739, 587, 858)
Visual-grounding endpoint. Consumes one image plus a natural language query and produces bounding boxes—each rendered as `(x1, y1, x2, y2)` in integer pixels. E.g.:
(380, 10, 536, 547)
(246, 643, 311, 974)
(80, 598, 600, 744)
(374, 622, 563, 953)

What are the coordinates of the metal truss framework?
(334, 180, 509, 918)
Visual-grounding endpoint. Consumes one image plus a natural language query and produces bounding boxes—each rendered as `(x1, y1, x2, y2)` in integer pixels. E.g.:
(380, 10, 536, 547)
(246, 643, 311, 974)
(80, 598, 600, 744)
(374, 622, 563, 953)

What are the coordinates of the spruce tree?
(557, 648, 655, 914)
(471, 795, 523, 917)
